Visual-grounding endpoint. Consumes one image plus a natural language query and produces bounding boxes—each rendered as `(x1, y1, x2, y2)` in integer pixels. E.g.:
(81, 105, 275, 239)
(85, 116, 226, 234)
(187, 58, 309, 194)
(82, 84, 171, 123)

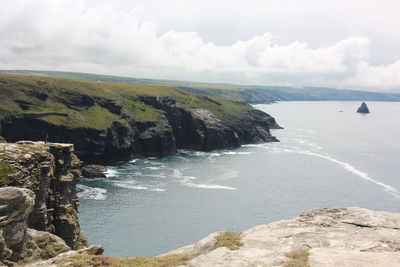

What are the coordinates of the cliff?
(28, 207, 400, 267)
(0, 141, 88, 265)
(0, 75, 279, 164)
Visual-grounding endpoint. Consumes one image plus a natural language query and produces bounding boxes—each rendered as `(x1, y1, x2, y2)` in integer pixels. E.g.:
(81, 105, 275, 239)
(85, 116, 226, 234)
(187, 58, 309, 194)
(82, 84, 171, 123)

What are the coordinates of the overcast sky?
(1, 0, 400, 91)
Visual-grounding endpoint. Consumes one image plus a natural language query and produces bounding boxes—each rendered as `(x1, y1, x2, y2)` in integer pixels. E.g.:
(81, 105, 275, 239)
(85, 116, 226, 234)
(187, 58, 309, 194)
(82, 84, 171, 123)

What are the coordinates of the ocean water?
(78, 101, 400, 257)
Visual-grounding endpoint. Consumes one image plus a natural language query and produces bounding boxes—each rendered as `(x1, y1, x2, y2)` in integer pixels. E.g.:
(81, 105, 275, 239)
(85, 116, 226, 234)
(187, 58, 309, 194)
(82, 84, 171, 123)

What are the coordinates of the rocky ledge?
(25, 207, 400, 267)
(0, 142, 88, 266)
(164, 207, 400, 267)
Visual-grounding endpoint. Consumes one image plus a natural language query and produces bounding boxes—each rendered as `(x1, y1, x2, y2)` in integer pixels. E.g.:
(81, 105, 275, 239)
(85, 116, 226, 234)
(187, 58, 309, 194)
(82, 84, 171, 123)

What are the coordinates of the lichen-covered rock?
(0, 187, 70, 265)
(0, 142, 87, 250)
(167, 207, 400, 267)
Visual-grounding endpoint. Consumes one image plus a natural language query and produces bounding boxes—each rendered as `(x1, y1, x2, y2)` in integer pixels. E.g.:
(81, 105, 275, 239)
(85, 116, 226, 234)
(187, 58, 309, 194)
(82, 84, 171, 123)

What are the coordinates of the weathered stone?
(0, 142, 87, 251)
(166, 207, 400, 267)
(0, 187, 35, 248)
(82, 165, 107, 178)
(25, 245, 104, 267)
(0, 187, 71, 265)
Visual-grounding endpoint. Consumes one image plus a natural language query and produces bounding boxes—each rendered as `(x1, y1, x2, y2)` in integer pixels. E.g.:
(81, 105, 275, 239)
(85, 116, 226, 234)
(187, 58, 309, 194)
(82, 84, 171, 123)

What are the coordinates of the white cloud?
(0, 0, 400, 91)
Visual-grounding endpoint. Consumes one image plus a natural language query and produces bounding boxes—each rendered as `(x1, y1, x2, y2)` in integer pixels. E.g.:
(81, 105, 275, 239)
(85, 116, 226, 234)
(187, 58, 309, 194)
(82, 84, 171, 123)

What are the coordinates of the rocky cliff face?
(0, 141, 87, 255)
(0, 187, 71, 265)
(1, 96, 278, 164)
(0, 75, 280, 165)
(165, 207, 400, 267)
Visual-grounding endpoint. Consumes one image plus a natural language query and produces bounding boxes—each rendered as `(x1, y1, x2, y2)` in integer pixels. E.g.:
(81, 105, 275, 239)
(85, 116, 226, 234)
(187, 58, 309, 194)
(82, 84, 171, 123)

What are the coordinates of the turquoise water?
(78, 101, 400, 257)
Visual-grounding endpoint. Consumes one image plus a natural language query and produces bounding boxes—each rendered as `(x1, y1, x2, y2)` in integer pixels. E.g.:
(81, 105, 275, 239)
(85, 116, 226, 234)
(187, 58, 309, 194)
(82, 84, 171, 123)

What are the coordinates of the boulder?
(82, 165, 107, 178)
(357, 102, 370, 113)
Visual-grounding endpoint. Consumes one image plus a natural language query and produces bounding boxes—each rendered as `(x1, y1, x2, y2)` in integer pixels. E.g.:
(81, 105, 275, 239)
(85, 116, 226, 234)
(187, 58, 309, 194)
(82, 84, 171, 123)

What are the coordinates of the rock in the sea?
(357, 102, 370, 113)
(166, 207, 400, 267)
(82, 165, 107, 178)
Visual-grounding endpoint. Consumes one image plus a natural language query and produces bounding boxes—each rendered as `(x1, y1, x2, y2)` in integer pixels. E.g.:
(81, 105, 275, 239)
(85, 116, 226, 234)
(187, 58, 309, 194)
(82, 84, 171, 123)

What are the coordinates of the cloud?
(0, 0, 400, 91)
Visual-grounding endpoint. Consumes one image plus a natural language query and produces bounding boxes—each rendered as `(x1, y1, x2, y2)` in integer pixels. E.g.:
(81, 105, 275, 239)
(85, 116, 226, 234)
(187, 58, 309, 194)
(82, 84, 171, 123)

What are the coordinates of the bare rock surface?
(82, 165, 107, 178)
(0, 141, 91, 265)
(168, 207, 400, 267)
(0, 187, 70, 265)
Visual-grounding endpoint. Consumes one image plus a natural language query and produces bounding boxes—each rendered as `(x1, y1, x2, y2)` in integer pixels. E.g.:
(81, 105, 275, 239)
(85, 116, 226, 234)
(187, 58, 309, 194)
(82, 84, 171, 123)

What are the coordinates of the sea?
(77, 101, 400, 257)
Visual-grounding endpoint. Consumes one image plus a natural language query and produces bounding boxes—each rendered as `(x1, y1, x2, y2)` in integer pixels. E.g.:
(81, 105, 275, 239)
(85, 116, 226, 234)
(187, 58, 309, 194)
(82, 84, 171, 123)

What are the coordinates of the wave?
(184, 182, 237, 190)
(105, 168, 118, 178)
(113, 183, 166, 192)
(274, 147, 400, 200)
(222, 151, 252, 155)
(77, 184, 107, 200)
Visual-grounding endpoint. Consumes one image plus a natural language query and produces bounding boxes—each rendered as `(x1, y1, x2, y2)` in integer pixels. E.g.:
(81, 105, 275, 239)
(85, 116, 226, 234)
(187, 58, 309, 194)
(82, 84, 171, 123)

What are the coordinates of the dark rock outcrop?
(82, 165, 107, 178)
(0, 96, 279, 164)
(0, 142, 87, 251)
(357, 102, 370, 113)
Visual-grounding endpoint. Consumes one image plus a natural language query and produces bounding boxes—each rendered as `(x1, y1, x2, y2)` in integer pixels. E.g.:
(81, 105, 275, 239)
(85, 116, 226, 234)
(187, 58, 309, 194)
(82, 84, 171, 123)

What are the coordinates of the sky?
(1, 0, 400, 91)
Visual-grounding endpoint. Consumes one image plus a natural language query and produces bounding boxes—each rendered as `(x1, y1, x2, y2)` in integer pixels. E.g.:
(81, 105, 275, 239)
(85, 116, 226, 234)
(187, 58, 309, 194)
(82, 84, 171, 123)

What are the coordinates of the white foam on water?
(114, 183, 148, 190)
(105, 168, 118, 178)
(221, 169, 238, 180)
(113, 183, 166, 192)
(77, 184, 107, 200)
(130, 159, 138, 163)
(184, 182, 237, 190)
(149, 188, 166, 192)
(223, 151, 252, 155)
(273, 146, 400, 200)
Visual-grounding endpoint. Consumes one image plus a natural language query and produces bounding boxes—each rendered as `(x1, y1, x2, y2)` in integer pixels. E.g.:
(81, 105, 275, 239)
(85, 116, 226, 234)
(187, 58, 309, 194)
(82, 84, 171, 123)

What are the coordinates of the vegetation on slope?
(2, 70, 400, 103)
(0, 74, 253, 129)
(211, 231, 243, 251)
(56, 253, 195, 267)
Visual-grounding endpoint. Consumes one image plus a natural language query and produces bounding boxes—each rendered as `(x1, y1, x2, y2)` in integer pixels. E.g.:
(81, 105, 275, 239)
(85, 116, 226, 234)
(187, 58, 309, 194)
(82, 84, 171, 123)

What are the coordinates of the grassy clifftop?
(0, 74, 251, 130)
(0, 74, 278, 163)
(2, 70, 400, 103)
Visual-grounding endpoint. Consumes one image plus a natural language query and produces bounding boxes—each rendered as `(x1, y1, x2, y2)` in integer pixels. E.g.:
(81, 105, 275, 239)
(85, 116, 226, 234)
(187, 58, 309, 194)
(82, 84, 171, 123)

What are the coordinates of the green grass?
(211, 231, 243, 251)
(0, 161, 15, 185)
(0, 74, 257, 130)
(283, 249, 310, 267)
(60, 253, 195, 267)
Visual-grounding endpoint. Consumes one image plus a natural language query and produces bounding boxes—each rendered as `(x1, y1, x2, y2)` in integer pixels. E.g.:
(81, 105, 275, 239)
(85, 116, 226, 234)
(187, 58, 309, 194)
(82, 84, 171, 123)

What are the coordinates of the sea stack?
(357, 102, 370, 113)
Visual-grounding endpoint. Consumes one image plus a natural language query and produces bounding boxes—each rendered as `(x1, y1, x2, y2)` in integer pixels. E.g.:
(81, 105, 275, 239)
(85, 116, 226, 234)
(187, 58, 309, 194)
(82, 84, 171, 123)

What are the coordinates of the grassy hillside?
(2, 70, 400, 103)
(0, 74, 252, 130)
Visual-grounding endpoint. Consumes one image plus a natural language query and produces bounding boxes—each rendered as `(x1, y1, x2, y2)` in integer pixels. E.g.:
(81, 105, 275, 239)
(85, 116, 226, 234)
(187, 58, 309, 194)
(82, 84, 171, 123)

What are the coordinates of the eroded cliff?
(0, 75, 279, 164)
(0, 141, 87, 261)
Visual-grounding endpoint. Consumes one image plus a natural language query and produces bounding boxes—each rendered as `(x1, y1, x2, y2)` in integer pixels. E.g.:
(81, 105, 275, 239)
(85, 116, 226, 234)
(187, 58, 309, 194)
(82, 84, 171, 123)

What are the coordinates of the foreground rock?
(0, 187, 70, 265)
(357, 102, 370, 113)
(0, 142, 88, 254)
(27, 207, 400, 267)
(166, 207, 400, 267)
